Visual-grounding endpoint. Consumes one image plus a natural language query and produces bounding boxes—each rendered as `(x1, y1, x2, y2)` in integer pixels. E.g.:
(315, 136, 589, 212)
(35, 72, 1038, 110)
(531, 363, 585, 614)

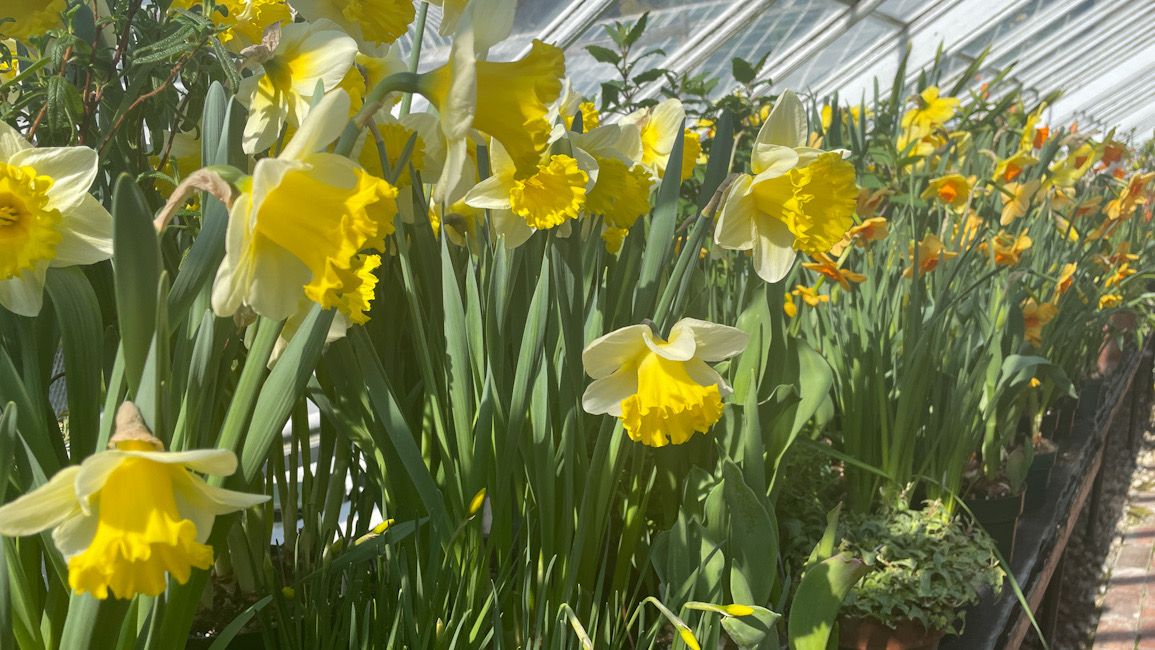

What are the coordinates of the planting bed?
(943, 338, 1154, 649)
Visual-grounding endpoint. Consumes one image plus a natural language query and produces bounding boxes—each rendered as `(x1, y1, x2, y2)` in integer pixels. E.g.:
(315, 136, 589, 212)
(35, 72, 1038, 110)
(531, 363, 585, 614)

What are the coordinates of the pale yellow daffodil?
(620, 98, 686, 180)
(213, 90, 398, 323)
(714, 90, 858, 283)
(238, 19, 358, 154)
(1000, 179, 1041, 225)
(0, 121, 113, 316)
(581, 318, 748, 447)
(0, 403, 268, 600)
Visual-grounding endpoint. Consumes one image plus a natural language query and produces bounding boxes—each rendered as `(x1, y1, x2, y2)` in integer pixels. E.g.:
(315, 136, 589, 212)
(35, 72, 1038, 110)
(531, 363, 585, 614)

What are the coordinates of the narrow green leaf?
(112, 174, 160, 395)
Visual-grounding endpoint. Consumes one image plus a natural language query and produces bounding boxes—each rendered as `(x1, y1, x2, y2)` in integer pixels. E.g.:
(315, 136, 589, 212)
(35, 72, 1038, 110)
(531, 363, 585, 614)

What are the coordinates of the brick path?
(1093, 477, 1155, 649)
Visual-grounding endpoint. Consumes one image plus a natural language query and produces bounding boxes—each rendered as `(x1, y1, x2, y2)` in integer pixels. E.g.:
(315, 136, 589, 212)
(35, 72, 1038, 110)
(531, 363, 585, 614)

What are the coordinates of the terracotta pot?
(838, 616, 945, 650)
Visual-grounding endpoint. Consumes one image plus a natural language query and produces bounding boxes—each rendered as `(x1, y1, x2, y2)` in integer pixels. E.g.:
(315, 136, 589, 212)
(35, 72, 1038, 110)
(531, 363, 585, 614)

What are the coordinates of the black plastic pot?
(965, 491, 1024, 562)
(1023, 448, 1057, 512)
(1043, 397, 1077, 446)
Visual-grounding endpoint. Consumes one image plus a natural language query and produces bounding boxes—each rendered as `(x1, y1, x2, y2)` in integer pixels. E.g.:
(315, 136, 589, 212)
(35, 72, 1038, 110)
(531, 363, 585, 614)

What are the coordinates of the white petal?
(241, 74, 286, 155)
(281, 90, 352, 161)
(751, 218, 797, 284)
(489, 209, 535, 249)
(468, 0, 516, 53)
(0, 263, 48, 317)
(714, 175, 756, 251)
(52, 510, 98, 559)
(463, 173, 512, 209)
(9, 146, 98, 213)
(120, 448, 239, 475)
(285, 26, 358, 98)
(0, 466, 82, 536)
(685, 358, 732, 398)
(75, 452, 125, 511)
(0, 119, 31, 159)
(582, 324, 649, 379)
(644, 326, 696, 361)
(51, 193, 114, 267)
(582, 366, 638, 417)
(673, 318, 749, 362)
(756, 90, 806, 149)
(750, 144, 799, 177)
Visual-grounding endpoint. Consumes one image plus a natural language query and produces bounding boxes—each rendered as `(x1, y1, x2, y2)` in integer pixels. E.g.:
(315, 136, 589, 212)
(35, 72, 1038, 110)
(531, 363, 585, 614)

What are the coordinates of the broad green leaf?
(787, 553, 869, 650)
(112, 174, 160, 395)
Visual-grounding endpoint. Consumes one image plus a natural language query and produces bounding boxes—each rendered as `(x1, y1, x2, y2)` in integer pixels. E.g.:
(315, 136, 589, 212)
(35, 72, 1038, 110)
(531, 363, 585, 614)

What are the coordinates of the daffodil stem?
(400, 3, 430, 116)
(334, 72, 423, 157)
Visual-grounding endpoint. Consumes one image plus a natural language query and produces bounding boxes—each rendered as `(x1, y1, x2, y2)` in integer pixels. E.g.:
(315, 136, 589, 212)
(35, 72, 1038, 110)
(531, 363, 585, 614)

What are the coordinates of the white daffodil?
(582, 318, 748, 447)
(213, 90, 398, 323)
(238, 19, 358, 154)
(569, 123, 654, 248)
(620, 98, 685, 179)
(463, 137, 595, 247)
(714, 90, 858, 283)
(0, 121, 112, 316)
(0, 402, 268, 600)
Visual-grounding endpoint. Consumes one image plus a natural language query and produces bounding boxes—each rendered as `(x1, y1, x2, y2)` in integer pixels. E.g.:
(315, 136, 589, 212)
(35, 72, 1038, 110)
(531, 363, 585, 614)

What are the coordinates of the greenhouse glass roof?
(407, 0, 1155, 139)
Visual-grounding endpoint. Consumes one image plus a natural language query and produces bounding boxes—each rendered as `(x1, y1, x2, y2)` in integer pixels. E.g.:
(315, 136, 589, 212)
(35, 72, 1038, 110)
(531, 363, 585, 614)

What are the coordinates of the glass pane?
(689, 0, 843, 98)
(876, 0, 937, 23)
(565, 0, 735, 97)
(956, 0, 1052, 58)
(780, 15, 897, 91)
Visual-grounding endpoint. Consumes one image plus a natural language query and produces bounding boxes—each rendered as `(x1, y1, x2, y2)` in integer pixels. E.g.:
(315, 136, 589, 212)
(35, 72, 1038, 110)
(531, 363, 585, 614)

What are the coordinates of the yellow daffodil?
(1105, 171, 1154, 220)
(1054, 262, 1077, 298)
(172, 0, 291, 50)
(291, 0, 415, 46)
(0, 121, 113, 316)
(570, 122, 653, 242)
(238, 19, 358, 154)
(715, 90, 858, 283)
(802, 253, 865, 290)
(904, 234, 957, 278)
(0, 39, 17, 85)
(1103, 262, 1136, 289)
(792, 284, 829, 307)
(983, 230, 1032, 267)
(463, 136, 591, 244)
(213, 90, 398, 322)
(1098, 293, 1122, 310)
(0, 403, 267, 600)
(581, 318, 748, 447)
(1019, 105, 1045, 151)
(430, 200, 482, 248)
(0, 0, 64, 41)
(554, 82, 601, 132)
(901, 86, 958, 135)
(681, 128, 703, 181)
(1046, 142, 1099, 188)
(1000, 179, 1040, 225)
(621, 98, 686, 179)
(921, 174, 973, 211)
(1021, 298, 1057, 347)
(848, 217, 888, 247)
(993, 152, 1037, 183)
(420, 34, 564, 203)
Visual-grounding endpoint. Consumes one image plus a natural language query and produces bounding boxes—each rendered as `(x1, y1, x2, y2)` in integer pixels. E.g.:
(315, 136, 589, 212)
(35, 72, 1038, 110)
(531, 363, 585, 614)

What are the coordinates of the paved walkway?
(1093, 460, 1155, 650)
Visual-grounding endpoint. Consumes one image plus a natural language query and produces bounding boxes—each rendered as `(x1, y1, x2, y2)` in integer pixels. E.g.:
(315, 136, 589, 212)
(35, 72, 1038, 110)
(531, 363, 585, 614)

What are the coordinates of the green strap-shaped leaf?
(112, 174, 160, 395)
(44, 269, 103, 459)
(634, 127, 685, 320)
(787, 552, 870, 650)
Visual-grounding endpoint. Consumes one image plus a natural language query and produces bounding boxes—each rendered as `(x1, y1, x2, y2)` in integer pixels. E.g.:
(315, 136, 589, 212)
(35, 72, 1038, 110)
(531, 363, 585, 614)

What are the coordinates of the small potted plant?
(837, 499, 1005, 650)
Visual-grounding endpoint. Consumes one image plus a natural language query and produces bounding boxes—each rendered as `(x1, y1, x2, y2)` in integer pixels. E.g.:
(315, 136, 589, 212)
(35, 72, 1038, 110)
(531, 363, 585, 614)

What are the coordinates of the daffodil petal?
(51, 193, 113, 267)
(0, 263, 48, 317)
(119, 448, 239, 475)
(582, 366, 638, 417)
(281, 90, 352, 161)
(463, 173, 512, 210)
(757, 90, 806, 150)
(0, 119, 31, 158)
(0, 466, 82, 536)
(671, 318, 749, 362)
(240, 74, 286, 154)
(52, 511, 98, 559)
(489, 208, 535, 249)
(582, 324, 649, 379)
(684, 357, 731, 397)
(750, 144, 799, 178)
(714, 175, 757, 251)
(751, 218, 797, 283)
(643, 327, 696, 361)
(9, 146, 98, 213)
